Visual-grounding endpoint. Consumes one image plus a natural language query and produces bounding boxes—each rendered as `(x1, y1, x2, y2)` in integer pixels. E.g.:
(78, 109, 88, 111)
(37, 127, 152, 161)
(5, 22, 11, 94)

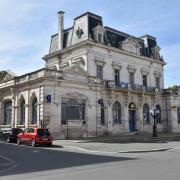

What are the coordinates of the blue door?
(129, 110, 136, 131)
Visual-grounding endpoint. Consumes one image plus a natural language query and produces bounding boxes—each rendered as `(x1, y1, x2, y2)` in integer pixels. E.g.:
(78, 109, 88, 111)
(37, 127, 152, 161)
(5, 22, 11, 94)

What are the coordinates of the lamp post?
(150, 109, 159, 137)
(153, 109, 157, 137)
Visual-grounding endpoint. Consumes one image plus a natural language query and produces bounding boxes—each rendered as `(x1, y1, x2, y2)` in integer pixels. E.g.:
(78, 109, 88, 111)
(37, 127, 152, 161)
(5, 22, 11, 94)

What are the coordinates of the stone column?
(0, 100, 2, 125)
(107, 102, 113, 133)
(138, 106, 143, 131)
(24, 105, 29, 128)
(124, 106, 129, 132)
(11, 98, 15, 128)
(14, 105, 18, 128)
(170, 107, 178, 132)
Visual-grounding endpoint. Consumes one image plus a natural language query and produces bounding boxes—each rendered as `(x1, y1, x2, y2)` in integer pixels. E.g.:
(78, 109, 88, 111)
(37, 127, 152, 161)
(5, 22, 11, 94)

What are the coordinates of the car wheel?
(6, 137, 11, 143)
(31, 139, 36, 147)
(17, 138, 21, 145)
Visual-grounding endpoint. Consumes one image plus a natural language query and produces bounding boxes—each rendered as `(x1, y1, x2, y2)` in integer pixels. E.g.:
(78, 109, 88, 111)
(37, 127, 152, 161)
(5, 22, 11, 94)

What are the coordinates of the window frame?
(112, 101, 121, 124)
(100, 101, 105, 125)
(129, 72, 135, 87)
(20, 100, 25, 125)
(177, 107, 180, 124)
(114, 69, 120, 85)
(143, 75, 148, 88)
(96, 65, 103, 79)
(143, 104, 150, 124)
(61, 98, 86, 124)
(4, 101, 12, 125)
(155, 77, 160, 89)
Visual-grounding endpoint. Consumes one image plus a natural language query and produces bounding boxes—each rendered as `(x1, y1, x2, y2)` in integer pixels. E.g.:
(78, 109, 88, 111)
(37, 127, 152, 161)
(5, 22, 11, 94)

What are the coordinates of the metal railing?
(107, 80, 157, 93)
(116, 82, 128, 89)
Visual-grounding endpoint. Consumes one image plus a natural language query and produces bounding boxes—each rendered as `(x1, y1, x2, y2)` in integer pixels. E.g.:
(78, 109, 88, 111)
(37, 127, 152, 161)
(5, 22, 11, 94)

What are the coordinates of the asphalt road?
(0, 142, 135, 177)
(1, 142, 180, 180)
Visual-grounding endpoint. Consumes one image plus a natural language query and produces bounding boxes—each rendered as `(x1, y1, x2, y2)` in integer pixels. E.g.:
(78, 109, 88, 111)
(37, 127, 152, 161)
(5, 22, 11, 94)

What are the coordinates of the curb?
(118, 147, 174, 153)
(60, 145, 175, 154)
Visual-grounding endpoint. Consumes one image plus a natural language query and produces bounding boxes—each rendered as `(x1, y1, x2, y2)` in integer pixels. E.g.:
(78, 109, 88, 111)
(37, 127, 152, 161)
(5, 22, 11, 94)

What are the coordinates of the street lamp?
(150, 109, 159, 137)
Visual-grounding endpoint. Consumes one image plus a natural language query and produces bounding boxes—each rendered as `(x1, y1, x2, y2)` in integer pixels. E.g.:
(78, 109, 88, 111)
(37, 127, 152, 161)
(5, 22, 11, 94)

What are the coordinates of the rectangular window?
(143, 75, 147, 88)
(129, 72, 134, 88)
(155, 77, 160, 89)
(97, 65, 103, 79)
(61, 98, 85, 124)
(177, 108, 180, 124)
(4, 101, 12, 125)
(114, 69, 120, 85)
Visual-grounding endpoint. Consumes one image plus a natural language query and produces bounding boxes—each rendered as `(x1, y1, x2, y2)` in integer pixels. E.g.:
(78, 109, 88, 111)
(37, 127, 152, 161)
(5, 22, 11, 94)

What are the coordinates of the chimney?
(58, 11, 64, 50)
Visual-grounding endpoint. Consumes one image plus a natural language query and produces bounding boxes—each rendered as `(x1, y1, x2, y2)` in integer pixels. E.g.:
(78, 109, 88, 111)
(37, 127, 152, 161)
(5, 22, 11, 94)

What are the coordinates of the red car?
(17, 128, 53, 147)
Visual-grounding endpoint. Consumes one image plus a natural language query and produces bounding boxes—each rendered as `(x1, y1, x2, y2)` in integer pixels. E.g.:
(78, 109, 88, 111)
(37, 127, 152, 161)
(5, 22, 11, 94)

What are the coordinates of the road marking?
(32, 150, 40, 153)
(0, 155, 17, 174)
(63, 146, 118, 154)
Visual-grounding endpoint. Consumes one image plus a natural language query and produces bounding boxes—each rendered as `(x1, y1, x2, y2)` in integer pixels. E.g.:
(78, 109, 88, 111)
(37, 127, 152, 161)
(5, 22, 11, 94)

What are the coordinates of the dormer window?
(98, 33, 102, 43)
(93, 25, 105, 44)
(121, 37, 141, 55)
(154, 46, 161, 60)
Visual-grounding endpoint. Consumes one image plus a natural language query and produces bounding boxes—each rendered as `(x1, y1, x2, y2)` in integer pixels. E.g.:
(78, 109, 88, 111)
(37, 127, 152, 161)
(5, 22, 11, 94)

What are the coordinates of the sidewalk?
(53, 139, 180, 153)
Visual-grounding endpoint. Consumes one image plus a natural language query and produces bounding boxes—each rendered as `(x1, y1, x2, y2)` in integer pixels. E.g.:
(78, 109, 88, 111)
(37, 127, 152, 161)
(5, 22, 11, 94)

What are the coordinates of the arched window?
(4, 100, 12, 125)
(20, 99, 25, 125)
(113, 101, 121, 124)
(32, 97, 37, 124)
(156, 105, 161, 123)
(177, 107, 180, 124)
(143, 104, 150, 124)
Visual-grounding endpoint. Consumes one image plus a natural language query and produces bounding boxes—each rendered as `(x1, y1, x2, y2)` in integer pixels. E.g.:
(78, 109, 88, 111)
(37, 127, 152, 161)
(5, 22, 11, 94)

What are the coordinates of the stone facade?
(0, 11, 180, 139)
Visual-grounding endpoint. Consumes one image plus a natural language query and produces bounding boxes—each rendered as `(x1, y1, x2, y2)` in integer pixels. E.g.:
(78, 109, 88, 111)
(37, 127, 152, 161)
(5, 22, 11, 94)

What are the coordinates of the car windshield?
(37, 129, 50, 137)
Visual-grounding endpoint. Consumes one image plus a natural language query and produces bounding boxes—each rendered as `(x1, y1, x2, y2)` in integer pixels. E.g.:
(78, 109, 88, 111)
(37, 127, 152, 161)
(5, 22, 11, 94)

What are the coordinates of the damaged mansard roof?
(48, 11, 164, 62)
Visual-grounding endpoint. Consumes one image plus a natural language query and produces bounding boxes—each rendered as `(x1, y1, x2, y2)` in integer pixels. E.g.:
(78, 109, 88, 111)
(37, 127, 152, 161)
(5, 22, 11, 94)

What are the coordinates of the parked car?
(1, 128, 23, 143)
(17, 128, 53, 147)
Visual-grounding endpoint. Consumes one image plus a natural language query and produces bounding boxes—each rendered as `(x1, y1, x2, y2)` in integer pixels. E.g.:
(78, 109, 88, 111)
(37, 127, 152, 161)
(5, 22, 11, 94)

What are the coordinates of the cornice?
(43, 40, 166, 66)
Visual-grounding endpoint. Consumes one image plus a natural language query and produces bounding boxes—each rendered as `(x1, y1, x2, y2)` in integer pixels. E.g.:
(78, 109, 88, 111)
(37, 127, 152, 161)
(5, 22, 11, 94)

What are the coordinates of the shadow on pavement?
(0, 142, 136, 176)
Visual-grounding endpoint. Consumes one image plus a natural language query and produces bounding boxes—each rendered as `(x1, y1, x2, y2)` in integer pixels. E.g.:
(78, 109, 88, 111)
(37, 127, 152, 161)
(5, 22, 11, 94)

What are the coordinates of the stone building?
(0, 11, 180, 138)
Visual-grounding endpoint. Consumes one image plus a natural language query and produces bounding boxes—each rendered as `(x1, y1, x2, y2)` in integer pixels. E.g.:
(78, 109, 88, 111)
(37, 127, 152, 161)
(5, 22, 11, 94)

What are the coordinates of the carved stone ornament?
(112, 61, 122, 70)
(127, 65, 136, 73)
(141, 68, 149, 75)
(63, 92, 88, 100)
(63, 64, 88, 76)
(154, 71, 161, 77)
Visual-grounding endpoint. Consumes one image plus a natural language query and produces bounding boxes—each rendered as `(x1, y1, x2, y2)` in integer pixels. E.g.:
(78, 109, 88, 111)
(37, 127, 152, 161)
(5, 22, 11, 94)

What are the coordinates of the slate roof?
(49, 11, 162, 61)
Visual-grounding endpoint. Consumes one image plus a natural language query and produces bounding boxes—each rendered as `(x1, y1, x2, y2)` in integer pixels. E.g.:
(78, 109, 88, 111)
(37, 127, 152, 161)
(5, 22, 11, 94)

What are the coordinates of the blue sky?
(0, 0, 179, 87)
